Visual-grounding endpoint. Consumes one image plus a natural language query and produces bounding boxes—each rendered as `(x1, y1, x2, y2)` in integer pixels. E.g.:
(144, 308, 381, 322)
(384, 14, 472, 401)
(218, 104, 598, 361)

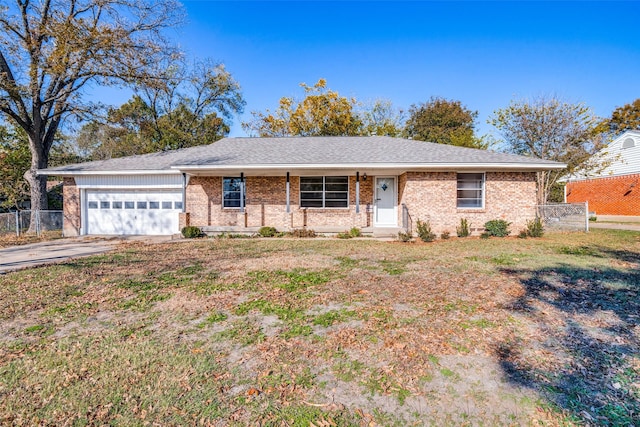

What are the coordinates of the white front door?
(374, 177, 397, 226)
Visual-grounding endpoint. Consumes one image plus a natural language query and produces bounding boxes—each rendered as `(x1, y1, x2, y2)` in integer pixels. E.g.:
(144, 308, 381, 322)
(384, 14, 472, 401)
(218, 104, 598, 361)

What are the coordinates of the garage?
(86, 190, 182, 235)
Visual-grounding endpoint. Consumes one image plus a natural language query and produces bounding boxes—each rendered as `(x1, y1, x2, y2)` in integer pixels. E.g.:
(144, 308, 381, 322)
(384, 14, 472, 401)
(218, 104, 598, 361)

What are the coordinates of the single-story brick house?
(38, 136, 565, 236)
(565, 130, 640, 216)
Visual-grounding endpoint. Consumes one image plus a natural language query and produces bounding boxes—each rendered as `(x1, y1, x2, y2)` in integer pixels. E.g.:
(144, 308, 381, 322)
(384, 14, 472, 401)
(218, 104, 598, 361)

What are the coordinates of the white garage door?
(86, 191, 183, 235)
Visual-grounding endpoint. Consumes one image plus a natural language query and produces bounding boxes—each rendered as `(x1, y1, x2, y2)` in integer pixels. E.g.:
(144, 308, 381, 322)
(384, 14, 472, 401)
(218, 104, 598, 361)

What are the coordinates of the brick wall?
(62, 177, 81, 236)
(186, 175, 373, 230)
(187, 176, 242, 227)
(566, 174, 640, 215)
(399, 171, 537, 235)
(184, 172, 536, 234)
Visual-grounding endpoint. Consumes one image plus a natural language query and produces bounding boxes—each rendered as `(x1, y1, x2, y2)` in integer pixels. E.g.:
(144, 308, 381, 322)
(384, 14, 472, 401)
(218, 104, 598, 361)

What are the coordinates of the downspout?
(286, 172, 290, 213)
(355, 172, 360, 214)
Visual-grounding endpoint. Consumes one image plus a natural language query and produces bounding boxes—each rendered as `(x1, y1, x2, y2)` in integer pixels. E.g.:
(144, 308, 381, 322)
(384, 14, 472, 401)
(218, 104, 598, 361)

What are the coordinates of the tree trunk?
(24, 132, 49, 233)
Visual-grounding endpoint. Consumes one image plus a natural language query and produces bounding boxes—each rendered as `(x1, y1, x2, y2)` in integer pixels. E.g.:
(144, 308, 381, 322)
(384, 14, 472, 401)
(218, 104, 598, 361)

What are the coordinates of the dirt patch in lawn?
(1, 231, 639, 425)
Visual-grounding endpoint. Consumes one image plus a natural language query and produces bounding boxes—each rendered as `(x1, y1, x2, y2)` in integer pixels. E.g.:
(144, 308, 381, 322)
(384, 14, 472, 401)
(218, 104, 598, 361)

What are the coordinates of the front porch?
(182, 174, 405, 233)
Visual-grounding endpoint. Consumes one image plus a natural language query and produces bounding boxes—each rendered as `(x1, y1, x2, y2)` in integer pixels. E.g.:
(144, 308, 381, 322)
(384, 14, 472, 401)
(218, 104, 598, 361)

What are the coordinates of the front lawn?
(1, 230, 639, 426)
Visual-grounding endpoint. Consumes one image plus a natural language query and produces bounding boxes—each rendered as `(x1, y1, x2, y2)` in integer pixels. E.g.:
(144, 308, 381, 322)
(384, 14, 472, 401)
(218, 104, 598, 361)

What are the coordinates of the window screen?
(300, 176, 348, 208)
(457, 173, 484, 208)
(223, 177, 245, 208)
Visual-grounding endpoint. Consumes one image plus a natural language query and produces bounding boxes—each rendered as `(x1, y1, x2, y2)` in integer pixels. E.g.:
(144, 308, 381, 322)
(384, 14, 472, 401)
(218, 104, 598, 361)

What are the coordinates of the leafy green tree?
(0, 124, 30, 211)
(404, 97, 487, 148)
(243, 79, 361, 137)
(490, 96, 608, 204)
(0, 0, 183, 221)
(602, 99, 640, 133)
(0, 122, 75, 211)
(359, 99, 405, 137)
(76, 61, 244, 159)
(139, 60, 244, 151)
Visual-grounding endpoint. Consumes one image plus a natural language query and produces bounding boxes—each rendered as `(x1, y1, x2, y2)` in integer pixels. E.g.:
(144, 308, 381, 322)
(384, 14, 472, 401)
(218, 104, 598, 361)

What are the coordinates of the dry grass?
(0, 230, 63, 248)
(1, 230, 639, 425)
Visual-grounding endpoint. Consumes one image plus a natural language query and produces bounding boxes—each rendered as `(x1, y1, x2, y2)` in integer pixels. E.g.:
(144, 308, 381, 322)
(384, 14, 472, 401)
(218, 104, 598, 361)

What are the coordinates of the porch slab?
(364, 227, 404, 238)
(201, 226, 261, 236)
(198, 225, 404, 238)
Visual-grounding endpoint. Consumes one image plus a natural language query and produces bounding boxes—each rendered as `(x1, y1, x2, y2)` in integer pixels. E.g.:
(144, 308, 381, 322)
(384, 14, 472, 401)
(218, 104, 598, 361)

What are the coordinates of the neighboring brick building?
(39, 136, 564, 236)
(566, 130, 640, 216)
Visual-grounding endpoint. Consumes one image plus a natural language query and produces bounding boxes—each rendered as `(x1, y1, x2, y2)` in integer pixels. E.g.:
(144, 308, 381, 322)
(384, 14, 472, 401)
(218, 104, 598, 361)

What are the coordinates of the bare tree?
(490, 96, 608, 205)
(0, 0, 184, 224)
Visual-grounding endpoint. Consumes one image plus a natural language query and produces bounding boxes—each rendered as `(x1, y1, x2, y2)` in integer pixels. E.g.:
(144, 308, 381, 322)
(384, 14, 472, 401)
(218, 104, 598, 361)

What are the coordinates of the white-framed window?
(457, 173, 484, 209)
(300, 176, 349, 208)
(223, 177, 245, 208)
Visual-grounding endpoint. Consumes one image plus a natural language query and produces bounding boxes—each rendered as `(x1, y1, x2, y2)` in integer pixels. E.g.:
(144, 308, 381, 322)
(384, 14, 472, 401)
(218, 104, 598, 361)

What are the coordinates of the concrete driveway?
(0, 236, 173, 274)
(588, 215, 640, 232)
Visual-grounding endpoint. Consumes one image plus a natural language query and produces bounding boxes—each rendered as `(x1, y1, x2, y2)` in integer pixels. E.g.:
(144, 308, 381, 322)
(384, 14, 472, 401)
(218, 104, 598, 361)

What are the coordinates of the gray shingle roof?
(39, 136, 565, 174)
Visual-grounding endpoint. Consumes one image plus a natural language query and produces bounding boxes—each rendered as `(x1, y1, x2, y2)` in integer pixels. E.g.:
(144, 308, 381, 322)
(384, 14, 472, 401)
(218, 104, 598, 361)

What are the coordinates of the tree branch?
(0, 50, 31, 127)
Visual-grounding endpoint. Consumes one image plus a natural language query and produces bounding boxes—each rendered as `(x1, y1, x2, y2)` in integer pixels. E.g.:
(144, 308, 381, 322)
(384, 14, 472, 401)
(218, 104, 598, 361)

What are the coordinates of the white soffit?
(75, 174, 183, 189)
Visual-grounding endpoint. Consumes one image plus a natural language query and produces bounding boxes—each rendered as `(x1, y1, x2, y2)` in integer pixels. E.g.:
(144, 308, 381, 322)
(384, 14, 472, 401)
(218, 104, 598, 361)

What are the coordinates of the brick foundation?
(566, 174, 640, 215)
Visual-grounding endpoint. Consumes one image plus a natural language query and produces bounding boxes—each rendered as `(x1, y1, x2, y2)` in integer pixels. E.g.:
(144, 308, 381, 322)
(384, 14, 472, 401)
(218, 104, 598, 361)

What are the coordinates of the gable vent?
(622, 137, 635, 149)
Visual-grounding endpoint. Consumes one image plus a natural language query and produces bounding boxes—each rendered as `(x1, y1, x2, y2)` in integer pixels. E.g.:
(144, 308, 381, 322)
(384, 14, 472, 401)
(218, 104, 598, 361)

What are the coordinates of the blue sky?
(98, 1, 640, 138)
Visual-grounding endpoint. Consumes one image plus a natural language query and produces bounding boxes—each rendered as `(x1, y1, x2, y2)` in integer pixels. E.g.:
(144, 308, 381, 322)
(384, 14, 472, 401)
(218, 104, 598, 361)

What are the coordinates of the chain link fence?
(0, 210, 63, 237)
(537, 202, 589, 232)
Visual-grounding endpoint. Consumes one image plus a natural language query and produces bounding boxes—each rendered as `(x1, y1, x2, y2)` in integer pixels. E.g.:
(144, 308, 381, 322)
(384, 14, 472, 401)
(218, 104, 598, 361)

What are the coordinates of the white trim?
(173, 162, 565, 172)
(456, 172, 485, 210)
(564, 171, 640, 182)
(37, 169, 181, 177)
(39, 162, 565, 178)
(81, 188, 87, 235)
(373, 176, 397, 227)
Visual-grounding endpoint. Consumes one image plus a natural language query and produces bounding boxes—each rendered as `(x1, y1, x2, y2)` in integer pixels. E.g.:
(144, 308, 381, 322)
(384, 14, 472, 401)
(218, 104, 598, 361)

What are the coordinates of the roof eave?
(172, 162, 566, 173)
(36, 169, 182, 177)
(36, 162, 566, 177)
